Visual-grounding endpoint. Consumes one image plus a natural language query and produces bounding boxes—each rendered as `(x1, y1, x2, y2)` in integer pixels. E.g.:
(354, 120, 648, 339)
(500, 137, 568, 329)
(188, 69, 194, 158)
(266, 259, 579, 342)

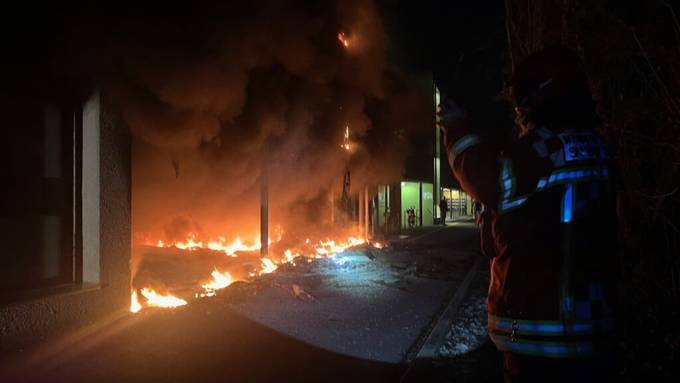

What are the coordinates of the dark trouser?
(503, 352, 617, 383)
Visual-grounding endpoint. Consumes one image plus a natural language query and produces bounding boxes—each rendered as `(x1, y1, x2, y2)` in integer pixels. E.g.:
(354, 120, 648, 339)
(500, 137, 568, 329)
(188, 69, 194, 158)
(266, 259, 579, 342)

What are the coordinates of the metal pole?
(434, 85, 441, 224)
(359, 190, 364, 229)
(364, 186, 369, 239)
(330, 190, 335, 224)
(260, 154, 269, 258)
(385, 185, 390, 232)
(419, 182, 423, 227)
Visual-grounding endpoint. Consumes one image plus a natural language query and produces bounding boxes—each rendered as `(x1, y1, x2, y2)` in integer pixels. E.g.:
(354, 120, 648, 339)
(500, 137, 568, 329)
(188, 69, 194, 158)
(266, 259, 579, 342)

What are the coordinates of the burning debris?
(130, 291, 143, 313)
(291, 284, 315, 302)
(200, 269, 234, 298)
(139, 288, 188, 310)
(130, 230, 385, 313)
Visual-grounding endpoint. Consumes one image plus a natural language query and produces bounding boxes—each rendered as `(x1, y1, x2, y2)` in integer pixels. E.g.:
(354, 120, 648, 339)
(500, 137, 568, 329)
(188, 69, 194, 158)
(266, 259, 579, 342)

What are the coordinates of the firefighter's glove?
(437, 96, 468, 148)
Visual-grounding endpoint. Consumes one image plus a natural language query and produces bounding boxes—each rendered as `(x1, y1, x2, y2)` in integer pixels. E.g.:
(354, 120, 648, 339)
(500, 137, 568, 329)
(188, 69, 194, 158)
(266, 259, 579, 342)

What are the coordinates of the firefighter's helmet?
(510, 46, 589, 114)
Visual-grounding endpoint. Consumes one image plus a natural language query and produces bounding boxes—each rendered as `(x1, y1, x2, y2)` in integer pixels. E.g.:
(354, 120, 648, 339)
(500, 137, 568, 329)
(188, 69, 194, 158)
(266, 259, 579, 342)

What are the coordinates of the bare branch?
(505, 0, 515, 71)
(618, 129, 680, 153)
(630, 30, 680, 116)
(635, 186, 679, 199)
(608, 14, 680, 117)
(662, 1, 680, 46)
(661, 213, 680, 234)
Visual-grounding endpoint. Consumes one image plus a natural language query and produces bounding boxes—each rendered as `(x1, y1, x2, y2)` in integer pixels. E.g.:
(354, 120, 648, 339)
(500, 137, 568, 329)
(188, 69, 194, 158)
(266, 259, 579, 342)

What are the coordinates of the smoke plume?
(62, 0, 431, 243)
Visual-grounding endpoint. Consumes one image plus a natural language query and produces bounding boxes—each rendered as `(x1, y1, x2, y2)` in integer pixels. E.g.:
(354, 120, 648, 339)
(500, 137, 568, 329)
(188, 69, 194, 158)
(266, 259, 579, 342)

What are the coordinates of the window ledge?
(1, 283, 104, 308)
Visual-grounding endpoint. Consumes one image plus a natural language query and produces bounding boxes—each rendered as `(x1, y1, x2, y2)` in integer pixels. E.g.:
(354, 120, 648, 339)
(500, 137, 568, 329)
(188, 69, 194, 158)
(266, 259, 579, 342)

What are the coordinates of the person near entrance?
(439, 197, 449, 225)
(438, 46, 620, 382)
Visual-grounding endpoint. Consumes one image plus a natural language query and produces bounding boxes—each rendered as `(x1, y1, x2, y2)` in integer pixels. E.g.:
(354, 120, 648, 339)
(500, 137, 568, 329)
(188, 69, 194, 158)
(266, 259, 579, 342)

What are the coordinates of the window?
(0, 93, 88, 302)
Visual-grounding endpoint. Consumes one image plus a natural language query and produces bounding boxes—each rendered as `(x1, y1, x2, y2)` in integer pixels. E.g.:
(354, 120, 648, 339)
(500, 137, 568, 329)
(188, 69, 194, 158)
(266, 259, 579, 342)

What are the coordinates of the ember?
(341, 125, 352, 151)
(337, 31, 351, 47)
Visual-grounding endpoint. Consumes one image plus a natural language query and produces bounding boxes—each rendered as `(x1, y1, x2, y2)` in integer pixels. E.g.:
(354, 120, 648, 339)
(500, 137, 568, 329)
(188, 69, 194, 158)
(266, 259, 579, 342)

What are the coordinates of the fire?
(260, 258, 278, 274)
(207, 237, 261, 256)
(337, 32, 350, 48)
(283, 249, 300, 265)
(130, 290, 142, 313)
(140, 288, 188, 308)
(316, 237, 365, 255)
(132, 230, 376, 313)
(200, 269, 234, 297)
(157, 235, 262, 256)
(341, 125, 351, 151)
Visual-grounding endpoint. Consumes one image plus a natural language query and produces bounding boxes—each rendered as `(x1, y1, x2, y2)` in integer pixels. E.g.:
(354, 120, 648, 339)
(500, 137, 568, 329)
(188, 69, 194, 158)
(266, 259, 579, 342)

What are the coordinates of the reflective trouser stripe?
(488, 314, 596, 336)
(489, 333, 594, 358)
(536, 166, 609, 190)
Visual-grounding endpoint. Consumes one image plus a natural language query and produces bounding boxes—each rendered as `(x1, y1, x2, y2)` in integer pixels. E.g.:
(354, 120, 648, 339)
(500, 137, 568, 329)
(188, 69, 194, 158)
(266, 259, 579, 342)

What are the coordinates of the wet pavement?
(0, 222, 491, 382)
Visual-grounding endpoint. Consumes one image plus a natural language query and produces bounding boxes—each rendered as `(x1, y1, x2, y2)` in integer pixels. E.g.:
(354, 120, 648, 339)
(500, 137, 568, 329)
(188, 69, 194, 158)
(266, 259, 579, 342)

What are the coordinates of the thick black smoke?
(58, 0, 430, 243)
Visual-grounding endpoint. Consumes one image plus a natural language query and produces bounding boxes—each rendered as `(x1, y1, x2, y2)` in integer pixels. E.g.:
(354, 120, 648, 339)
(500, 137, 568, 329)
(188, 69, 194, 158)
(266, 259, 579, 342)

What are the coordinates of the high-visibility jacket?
(445, 120, 619, 358)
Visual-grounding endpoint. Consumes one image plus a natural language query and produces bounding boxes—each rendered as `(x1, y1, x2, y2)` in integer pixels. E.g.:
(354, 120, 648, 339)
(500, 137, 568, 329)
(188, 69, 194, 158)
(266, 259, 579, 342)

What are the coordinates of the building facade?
(0, 91, 131, 353)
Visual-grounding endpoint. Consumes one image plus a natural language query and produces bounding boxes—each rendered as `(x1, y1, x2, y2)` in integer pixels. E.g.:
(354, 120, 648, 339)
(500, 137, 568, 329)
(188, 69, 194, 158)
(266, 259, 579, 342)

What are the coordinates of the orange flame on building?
(341, 125, 351, 151)
(337, 32, 350, 48)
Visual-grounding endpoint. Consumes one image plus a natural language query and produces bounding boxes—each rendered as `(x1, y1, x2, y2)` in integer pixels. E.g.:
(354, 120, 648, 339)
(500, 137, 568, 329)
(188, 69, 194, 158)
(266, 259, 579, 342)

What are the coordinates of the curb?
(413, 255, 482, 359)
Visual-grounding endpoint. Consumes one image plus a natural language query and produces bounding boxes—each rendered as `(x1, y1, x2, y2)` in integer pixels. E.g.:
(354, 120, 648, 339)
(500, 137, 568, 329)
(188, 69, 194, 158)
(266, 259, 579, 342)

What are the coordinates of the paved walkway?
(0, 224, 482, 383)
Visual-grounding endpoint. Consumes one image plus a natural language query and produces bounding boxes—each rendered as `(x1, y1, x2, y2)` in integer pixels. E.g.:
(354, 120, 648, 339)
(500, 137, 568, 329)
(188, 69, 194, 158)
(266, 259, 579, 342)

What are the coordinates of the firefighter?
(438, 46, 619, 382)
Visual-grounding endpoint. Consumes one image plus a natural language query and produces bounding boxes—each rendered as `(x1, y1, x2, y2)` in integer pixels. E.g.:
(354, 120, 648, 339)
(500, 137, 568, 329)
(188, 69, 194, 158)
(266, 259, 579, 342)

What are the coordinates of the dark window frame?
(0, 96, 85, 305)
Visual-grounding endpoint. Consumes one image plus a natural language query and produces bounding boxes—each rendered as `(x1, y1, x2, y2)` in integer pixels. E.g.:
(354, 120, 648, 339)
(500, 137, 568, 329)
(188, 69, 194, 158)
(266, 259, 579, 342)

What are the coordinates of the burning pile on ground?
(130, 227, 384, 313)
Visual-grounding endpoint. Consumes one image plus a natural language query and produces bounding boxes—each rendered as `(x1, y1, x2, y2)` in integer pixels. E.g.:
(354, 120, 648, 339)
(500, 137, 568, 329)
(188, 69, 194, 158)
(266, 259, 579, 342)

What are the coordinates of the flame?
(341, 125, 351, 151)
(338, 32, 350, 48)
(260, 258, 278, 274)
(172, 233, 204, 250)
(372, 242, 384, 249)
(207, 237, 260, 256)
(140, 288, 187, 308)
(130, 290, 142, 313)
(315, 236, 365, 257)
(137, 230, 372, 313)
(157, 235, 262, 256)
(283, 249, 300, 265)
(200, 269, 234, 297)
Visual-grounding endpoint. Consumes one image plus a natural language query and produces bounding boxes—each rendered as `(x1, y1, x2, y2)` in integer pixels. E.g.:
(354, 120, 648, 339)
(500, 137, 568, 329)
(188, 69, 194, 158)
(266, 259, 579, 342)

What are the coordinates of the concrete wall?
(0, 95, 131, 352)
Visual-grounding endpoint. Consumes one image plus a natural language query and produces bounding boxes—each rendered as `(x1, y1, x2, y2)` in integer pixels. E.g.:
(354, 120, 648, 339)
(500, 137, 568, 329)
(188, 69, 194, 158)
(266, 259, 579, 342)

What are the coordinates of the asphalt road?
(0, 222, 484, 383)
